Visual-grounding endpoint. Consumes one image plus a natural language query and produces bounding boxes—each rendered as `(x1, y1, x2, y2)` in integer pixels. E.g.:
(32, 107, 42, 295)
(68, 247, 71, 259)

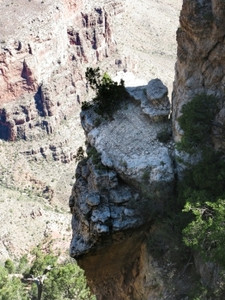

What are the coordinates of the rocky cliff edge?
(69, 80, 200, 299)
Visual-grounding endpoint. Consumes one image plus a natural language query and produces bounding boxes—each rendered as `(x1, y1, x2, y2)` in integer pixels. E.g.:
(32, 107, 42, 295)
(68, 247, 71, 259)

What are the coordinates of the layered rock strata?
(0, 0, 120, 142)
(172, 0, 225, 291)
(0, 0, 125, 261)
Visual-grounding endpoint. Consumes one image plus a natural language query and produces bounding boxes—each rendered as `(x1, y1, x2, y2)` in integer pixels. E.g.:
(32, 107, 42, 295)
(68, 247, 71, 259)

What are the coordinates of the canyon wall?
(0, 0, 124, 261)
(172, 0, 225, 148)
(0, 0, 119, 142)
(69, 0, 225, 299)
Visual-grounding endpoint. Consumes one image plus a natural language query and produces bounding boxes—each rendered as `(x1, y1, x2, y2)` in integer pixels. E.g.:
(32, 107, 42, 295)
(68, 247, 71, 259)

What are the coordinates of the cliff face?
(0, 0, 124, 261)
(0, 0, 119, 142)
(173, 0, 225, 146)
(0, 0, 180, 263)
(70, 81, 174, 257)
(69, 82, 200, 299)
(69, 0, 225, 299)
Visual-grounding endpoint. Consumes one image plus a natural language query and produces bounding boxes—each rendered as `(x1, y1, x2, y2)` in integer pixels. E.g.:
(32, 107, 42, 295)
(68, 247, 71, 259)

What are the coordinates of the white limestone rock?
(83, 99, 174, 187)
(70, 79, 175, 258)
(127, 79, 170, 121)
(146, 79, 168, 105)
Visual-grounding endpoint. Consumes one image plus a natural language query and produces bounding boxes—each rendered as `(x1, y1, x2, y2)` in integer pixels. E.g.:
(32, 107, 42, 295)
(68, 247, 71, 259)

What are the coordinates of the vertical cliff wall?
(0, 0, 119, 142)
(172, 0, 225, 145)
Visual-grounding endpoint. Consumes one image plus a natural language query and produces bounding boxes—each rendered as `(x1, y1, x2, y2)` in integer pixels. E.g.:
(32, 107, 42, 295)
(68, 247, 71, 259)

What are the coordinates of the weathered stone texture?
(69, 81, 179, 299)
(0, 0, 121, 141)
(172, 0, 225, 143)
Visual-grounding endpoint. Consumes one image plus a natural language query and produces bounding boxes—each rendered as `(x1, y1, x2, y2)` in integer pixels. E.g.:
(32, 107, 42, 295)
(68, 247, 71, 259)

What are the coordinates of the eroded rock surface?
(0, 0, 119, 141)
(0, 0, 124, 261)
(172, 0, 225, 145)
(68, 81, 196, 299)
(0, 0, 181, 263)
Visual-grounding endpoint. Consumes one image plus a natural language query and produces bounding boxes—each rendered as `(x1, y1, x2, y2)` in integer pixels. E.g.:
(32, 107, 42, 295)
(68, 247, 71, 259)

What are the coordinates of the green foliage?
(0, 266, 8, 290)
(87, 147, 101, 164)
(17, 255, 29, 274)
(177, 94, 219, 153)
(183, 199, 225, 267)
(0, 266, 28, 300)
(177, 93, 225, 270)
(85, 67, 128, 117)
(141, 169, 150, 183)
(0, 248, 95, 300)
(178, 150, 225, 205)
(4, 259, 15, 274)
(87, 147, 107, 171)
(43, 262, 95, 300)
(29, 247, 58, 277)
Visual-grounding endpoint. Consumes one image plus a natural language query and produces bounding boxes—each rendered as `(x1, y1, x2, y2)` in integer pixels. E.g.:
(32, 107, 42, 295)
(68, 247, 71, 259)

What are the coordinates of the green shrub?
(177, 93, 225, 270)
(177, 94, 219, 153)
(4, 259, 15, 274)
(0, 249, 96, 300)
(0, 265, 28, 300)
(85, 67, 128, 117)
(87, 147, 108, 171)
(29, 247, 58, 277)
(43, 262, 95, 300)
(183, 199, 225, 267)
(17, 254, 29, 275)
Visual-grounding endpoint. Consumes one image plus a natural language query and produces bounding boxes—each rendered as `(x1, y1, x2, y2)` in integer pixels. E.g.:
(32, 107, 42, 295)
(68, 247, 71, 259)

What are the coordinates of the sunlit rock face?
(70, 80, 174, 257)
(172, 0, 225, 145)
(68, 80, 192, 299)
(0, 0, 120, 141)
(69, 1, 225, 298)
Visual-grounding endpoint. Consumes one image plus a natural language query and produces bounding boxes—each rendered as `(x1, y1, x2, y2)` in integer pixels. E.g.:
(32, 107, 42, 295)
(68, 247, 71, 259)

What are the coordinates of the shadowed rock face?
(0, 0, 119, 141)
(172, 0, 225, 145)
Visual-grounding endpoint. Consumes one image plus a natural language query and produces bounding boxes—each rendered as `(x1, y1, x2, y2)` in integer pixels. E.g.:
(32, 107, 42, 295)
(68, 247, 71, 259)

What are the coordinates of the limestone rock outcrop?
(70, 81, 174, 253)
(68, 81, 201, 299)
(129, 79, 170, 122)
